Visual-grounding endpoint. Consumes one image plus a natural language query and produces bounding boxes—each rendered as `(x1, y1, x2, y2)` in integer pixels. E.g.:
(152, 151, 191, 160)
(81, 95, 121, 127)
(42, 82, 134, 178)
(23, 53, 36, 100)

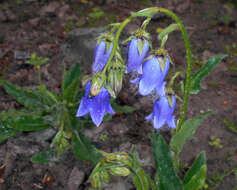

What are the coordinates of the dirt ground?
(0, 0, 236, 190)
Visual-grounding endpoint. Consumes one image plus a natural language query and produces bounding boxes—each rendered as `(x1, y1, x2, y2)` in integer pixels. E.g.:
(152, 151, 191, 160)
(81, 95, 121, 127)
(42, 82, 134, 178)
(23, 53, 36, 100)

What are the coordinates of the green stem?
(102, 15, 135, 74)
(153, 8, 192, 131)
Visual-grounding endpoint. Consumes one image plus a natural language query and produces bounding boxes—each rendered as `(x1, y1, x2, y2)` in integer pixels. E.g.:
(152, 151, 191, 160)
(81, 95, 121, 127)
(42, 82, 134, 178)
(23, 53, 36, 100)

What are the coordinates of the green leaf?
(3, 115, 51, 131)
(184, 165, 206, 190)
(26, 53, 48, 66)
(72, 131, 101, 165)
(31, 150, 54, 165)
(0, 124, 19, 143)
(3, 81, 47, 110)
(112, 102, 136, 113)
(63, 78, 81, 103)
(170, 111, 212, 155)
(189, 55, 227, 94)
(158, 24, 180, 40)
(132, 7, 158, 17)
(63, 62, 81, 91)
(183, 152, 206, 185)
(38, 85, 58, 105)
(62, 62, 81, 103)
(130, 148, 150, 190)
(152, 132, 184, 190)
(51, 130, 70, 155)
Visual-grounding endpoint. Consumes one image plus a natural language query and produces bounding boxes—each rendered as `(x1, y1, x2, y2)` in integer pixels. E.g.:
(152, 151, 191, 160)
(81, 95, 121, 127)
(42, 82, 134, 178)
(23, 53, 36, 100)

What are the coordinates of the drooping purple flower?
(92, 41, 112, 73)
(126, 38, 149, 74)
(132, 56, 170, 96)
(76, 81, 115, 127)
(146, 93, 176, 129)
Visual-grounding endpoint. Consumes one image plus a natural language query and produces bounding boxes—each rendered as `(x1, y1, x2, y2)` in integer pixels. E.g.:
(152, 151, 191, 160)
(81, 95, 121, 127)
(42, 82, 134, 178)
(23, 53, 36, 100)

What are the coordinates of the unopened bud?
(90, 74, 105, 96)
(109, 166, 130, 176)
(100, 169, 110, 183)
(107, 61, 124, 97)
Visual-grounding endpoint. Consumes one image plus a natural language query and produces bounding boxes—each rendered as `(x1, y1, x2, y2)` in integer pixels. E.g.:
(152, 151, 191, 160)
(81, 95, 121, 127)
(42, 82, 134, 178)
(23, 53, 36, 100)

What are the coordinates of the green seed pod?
(109, 166, 130, 176)
(100, 169, 110, 183)
(90, 74, 106, 96)
(91, 172, 102, 189)
(107, 61, 124, 98)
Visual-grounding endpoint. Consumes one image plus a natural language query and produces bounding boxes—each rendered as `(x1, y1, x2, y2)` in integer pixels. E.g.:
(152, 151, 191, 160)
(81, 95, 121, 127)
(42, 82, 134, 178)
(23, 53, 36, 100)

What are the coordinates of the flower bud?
(100, 169, 110, 183)
(109, 166, 130, 176)
(107, 61, 124, 98)
(90, 74, 106, 96)
(91, 172, 102, 189)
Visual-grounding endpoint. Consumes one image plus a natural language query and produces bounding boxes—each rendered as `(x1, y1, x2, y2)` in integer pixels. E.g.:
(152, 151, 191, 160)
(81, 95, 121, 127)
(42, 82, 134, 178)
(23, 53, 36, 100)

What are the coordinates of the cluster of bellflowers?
(76, 23, 176, 130)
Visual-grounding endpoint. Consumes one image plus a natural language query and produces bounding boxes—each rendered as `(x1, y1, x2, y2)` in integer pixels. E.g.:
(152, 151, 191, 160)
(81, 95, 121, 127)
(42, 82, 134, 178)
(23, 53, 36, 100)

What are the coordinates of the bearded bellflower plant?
(0, 7, 226, 190)
(78, 7, 225, 190)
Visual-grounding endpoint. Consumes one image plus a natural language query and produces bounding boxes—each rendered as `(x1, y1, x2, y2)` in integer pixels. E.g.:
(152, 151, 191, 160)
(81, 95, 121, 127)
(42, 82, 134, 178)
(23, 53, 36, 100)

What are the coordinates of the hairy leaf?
(184, 164, 207, 190)
(189, 55, 227, 94)
(183, 152, 206, 185)
(170, 111, 212, 155)
(31, 150, 54, 165)
(72, 131, 101, 165)
(130, 148, 150, 190)
(152, 132, 183, 190)
(112, 102, 136, 113)
(63, 62, 81, 103)
(2, 115, 51, 131)
(0, 124, 19, 143)
(3, 81, 47, 110)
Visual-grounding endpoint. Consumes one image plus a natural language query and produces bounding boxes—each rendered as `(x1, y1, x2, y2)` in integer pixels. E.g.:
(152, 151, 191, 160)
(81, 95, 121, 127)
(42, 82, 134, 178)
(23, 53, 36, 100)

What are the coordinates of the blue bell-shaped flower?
(126, 38, 149, 74)
(76, 81, 115, 127)
(92, 41, 112, 73)
(135, 56, 170, 96)
(146, 83, 176, 129)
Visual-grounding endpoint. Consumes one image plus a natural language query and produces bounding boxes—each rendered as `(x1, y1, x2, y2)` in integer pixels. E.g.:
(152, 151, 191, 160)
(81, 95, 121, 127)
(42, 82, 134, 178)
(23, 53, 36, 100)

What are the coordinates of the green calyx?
(90, 74, 106, 96)
(166, 87, 175, 107)
(97, 32, 114, 45)
(106, 60, 125, 98)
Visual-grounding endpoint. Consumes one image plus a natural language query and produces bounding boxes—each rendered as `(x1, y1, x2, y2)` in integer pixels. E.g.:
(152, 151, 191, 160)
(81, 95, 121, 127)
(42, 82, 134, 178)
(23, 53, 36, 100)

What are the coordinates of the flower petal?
(158, 96, 171, 119)
(89, 98, 106, 127)
(130, 77, 141, 84)
(103, 43, 112, 64)
(167, 116, 176, 129)
(76, 97, 89, 117)
(156, 82, 166, 97)
(127, 39, 139, 73)
(145, 113, 153, 120)
(126, 39, 149, 74)
(137, 64, 143, 74)
(106, 103, 115, 114)
(139, 56, 163, 96)
(84, 81, 92, 97)
(92, 41, 110, 73)
(154, 114, 166, 129)
(102, 88, 115, 114)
